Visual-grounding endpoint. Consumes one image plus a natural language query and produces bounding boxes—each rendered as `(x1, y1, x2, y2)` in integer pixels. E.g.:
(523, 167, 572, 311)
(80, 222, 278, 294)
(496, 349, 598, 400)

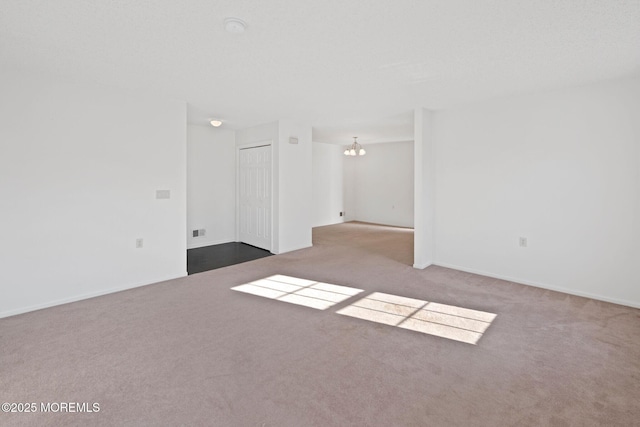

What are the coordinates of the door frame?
(236, 140, 274, 253)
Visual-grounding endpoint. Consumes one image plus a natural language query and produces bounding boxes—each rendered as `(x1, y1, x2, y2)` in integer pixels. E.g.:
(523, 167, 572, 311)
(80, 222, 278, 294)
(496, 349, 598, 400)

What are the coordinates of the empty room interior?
(1, 1, 639, 426)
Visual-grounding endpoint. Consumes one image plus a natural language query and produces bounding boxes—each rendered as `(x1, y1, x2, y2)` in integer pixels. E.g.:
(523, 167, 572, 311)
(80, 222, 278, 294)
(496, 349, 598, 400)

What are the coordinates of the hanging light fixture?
(344, 136, 366, 156)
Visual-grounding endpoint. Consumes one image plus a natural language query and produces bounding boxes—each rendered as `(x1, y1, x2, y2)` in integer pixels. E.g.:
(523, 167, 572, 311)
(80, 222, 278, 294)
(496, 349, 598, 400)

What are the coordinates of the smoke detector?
(224, 18, 247, 34)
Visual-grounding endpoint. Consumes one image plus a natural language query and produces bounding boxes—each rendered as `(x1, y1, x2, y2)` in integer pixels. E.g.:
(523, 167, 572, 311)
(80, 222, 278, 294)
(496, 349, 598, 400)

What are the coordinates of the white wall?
(278, 120, 313, 252)
(0, 68, 187, 318)
(432, 77, 640, 307)
(312, 142, 345, 227)
(414, 109, 435, 268)
(187, 125, 235, 249)
(343, 150, 357, 223)
(344, 141, 414, 228)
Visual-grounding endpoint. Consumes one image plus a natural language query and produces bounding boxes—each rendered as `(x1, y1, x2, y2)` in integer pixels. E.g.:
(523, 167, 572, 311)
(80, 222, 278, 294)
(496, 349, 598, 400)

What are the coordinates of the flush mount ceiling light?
(224, 17, 247, 34)
(344, 136, 366, 156)
(210, 119, 223, 127)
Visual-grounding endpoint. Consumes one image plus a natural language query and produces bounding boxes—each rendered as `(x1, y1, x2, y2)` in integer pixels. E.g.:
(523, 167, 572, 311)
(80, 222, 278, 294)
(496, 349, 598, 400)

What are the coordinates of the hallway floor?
(187, 242, 272, 274)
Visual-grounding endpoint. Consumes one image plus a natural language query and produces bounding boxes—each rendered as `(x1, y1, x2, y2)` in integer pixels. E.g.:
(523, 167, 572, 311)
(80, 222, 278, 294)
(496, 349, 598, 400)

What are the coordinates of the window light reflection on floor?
(231, 274, 364, 310)
(337, 292, 496, 345)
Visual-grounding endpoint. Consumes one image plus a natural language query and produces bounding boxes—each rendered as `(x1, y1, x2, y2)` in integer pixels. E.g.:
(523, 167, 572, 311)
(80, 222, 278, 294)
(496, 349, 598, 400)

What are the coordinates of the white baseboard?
(0, 272, 187, 319)
(311, 218, 346, 228)
(433, 261, 640, 309)
(276, 242, 313, 255)
(187, 238, 234, 250)
(413, 261, 432, 269)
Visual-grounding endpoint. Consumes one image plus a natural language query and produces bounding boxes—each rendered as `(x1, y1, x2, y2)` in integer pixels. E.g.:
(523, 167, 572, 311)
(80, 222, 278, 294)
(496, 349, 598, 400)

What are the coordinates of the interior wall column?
(413, 108, 435, 269)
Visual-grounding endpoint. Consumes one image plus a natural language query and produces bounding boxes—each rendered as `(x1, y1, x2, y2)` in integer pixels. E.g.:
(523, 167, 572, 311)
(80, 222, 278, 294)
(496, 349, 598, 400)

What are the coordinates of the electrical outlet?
(136, 238, 144, 248)
(192, 230, 198, 237)
(199, 229, 206, 236)
(340, 212, 343, 217)
(519, 237, 528, 247)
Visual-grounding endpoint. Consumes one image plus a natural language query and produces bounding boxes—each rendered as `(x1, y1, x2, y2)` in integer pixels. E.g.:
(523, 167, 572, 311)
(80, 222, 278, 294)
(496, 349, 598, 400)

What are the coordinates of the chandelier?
(344, 136, 366, 156)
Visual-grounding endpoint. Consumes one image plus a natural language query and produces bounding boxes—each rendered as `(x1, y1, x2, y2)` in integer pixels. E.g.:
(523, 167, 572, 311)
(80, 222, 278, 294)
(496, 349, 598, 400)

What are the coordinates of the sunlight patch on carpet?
(231, 275, 364, 310)
(337, 292, 496, 344)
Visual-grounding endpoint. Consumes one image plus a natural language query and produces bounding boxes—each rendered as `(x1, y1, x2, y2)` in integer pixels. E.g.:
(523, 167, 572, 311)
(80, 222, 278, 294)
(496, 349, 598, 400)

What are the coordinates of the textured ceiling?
(2, 0, 639, 143)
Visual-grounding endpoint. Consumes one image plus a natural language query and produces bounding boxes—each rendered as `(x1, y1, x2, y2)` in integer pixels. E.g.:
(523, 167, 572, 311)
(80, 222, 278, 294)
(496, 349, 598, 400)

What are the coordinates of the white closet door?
(238, 145, 272, 251)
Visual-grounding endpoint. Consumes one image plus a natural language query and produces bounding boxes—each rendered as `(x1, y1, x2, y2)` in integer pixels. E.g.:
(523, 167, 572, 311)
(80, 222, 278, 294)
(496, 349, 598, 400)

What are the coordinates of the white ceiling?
(2, 0, 639, 144)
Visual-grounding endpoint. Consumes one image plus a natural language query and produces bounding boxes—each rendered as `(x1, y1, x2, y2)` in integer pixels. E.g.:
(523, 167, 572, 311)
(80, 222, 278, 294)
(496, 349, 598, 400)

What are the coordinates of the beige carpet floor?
(1, 222, 639, 426)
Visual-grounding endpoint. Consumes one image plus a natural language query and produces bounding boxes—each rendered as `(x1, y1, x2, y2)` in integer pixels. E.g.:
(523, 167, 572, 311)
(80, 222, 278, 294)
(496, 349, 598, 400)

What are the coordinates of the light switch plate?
(156, 190, 171, 199)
